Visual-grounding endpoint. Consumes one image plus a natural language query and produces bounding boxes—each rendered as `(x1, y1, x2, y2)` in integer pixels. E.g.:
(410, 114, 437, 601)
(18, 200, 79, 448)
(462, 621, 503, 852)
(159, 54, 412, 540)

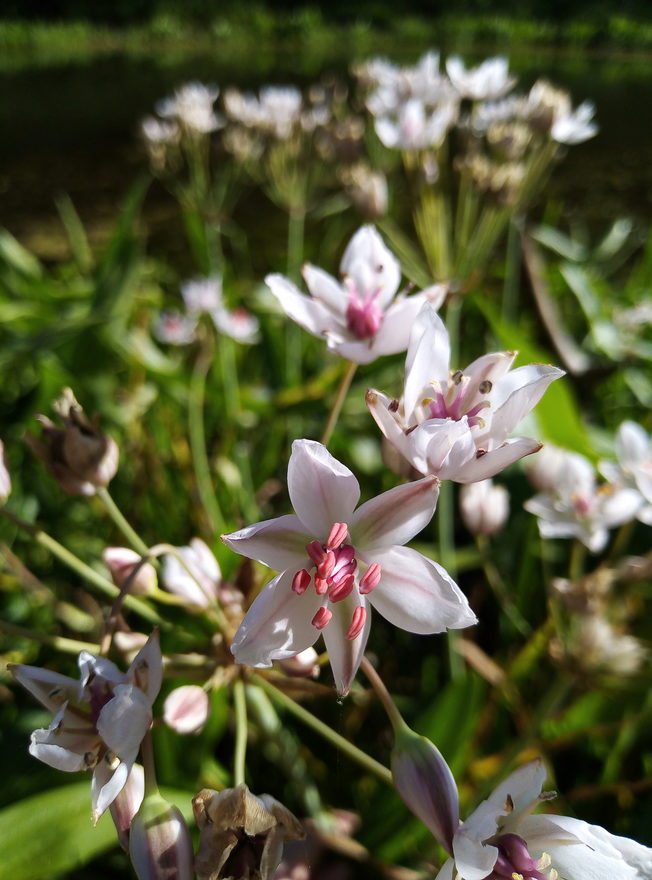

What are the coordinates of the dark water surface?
(1, 43, 652, 259)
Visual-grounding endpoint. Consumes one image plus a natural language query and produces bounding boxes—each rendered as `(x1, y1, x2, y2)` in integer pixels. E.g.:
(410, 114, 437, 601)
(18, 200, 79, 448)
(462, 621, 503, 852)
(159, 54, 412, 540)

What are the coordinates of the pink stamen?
(359, 563, 381, 595)
(292, 569, 311, 595)
(345, 606, 367, 640)
(306, 540, 326, 566)
(317, 550, 336, 579)
(329, 574, 355, 602)
(311, 607, 332, 630)
(326, 522, 348, 550)
(314, 576, 330, 595)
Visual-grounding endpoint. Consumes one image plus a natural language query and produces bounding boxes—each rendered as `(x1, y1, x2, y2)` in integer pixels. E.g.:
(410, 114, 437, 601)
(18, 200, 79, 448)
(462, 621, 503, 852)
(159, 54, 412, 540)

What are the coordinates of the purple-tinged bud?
(103, 547, 158, 596)
(459, 479, 509, 537)
(163, 686, 209, 734)
(391, 726, 459, 854)
(25, 387, 119, 495)
(110, 764, 145, 851)
(129, 792, 194, 880)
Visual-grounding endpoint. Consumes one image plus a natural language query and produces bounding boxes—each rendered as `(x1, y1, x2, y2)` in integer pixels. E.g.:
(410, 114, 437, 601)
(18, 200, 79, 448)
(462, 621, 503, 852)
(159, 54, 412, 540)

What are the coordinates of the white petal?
(617, 421, 650, 466)
(92, 758, 130, 822)
(97, 685, 152, 763)
(462, 351, 517, 398)
(600, 487, 644, 529)
(350, 475, 439, 549)
(549, 841, 638, 880)
(302, 264, 347, 314)
(486, 364, 565, 442)
(288, 439, 360, 538)
(78, 652, 125, 700)
(322, 593, 371, 696)
(222, 514, 311, 571)
(365, 546, 477, 633)
(328, 337, 384, 365)
(435, 859, 455, 880)
(340, 226, 401, 308)
(371, 294, 429, 356)
(128, 630, 163, 704)
(453, 799, 502, 880)
(365, 389, 417, 467)
(455, 437, 543, 483)
(30, 725, 92, 773)
(265, 273, 334, 337)
(409, 419, 477, 479)
(9, 665, 78, 713)
(487, 759, 547, 815)
(404, 305, 450, 418)
(231, 570, 322, 667)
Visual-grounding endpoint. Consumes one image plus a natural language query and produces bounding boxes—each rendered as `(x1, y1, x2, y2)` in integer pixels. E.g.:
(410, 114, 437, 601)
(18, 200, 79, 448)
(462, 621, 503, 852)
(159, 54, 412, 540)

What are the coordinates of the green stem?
(96, 487, 150, 558)
(232, 677, 248, 787)
(0, 508, 163, 625)
(320, 361, 358, 447)
(437, 480, 463, 680)
(608, 519, 634, 561)
(476, 535, 532, 637)
(0, 619, 99, 654)
(360, 656, 406, 734)
(252, 674, 392, 786)
(140, 730, 159, 797)
(569, 540, 586, 581)
(189, 335, 225, 534)
(501, 216, 522, 324)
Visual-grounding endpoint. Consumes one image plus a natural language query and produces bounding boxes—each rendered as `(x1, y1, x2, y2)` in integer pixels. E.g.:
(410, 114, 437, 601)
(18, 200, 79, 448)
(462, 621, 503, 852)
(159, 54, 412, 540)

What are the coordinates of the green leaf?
(0, 229, 42, 278)
(55, 194, 93, 274)
(531, 224, 585, 262)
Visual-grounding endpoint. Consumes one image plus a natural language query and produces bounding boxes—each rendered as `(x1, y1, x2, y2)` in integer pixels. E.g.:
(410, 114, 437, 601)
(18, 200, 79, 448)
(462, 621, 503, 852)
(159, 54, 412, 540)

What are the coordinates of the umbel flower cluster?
(3, 45, 652, 880)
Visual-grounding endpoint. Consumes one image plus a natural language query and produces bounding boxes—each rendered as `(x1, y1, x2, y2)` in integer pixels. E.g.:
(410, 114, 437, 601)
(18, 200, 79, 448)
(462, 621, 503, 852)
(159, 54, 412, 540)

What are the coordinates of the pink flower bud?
(103, 547, 158, 596)
(129, 792, 194, 880)
(459, 479, 509, 537)
(110, 764, 145, 851)
(163, 686, 210, 734)
(391, 726, 459, 854)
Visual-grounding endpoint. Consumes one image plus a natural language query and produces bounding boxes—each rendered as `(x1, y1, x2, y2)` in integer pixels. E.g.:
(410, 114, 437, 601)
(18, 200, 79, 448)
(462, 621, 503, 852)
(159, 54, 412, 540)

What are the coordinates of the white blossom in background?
(599, 421, 652, 525)
(366, 304, 563, 482)
(564, 615, 647, 677)
(526, 80, 598, 144)
(181, 276, 224, 315)
(266, 225, 446, 365)
(140, 116, 179, 146)
(551, 100, 598, 145)
(212, 307, 260, 344)
(436, 760, 652, 880)
(445, 56, 516, 101)
(153, 311, 198, 346)
(524, 447, 642, 552)
(459, 479, 509, 537)
(156, 82, 223, 134)
(222, 439, 476, 695)
(163, 685, 210, 734)
(10, 632, 162, 822)
(162, 538, 222, 608)
(102, 547, 157, 597)
(375, 99, 458, 151)
(224, 85, 304, 139)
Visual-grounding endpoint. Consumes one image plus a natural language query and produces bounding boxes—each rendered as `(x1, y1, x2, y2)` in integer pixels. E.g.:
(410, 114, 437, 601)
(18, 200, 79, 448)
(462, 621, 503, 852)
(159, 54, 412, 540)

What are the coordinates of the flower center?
(484, 834, 557, 880)
(420, 371, 492, 428)
(291, 522, 382, 641)
(344, 278, 384, 340)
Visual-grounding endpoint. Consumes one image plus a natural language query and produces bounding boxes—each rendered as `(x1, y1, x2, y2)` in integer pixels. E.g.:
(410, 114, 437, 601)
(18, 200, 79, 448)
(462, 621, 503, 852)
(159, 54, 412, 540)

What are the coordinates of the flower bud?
(460, 479, 509, 536)
(193, 784, 304, 880)
(25, 388, 119, 495)
(0, 439, 11, 504)
(103, 547, 158, 596)
(110, 764, 145, 851)
(163, 685, 210, 734)
(391, 725, 459, 854)
(129, 792, 194, 880)
(277, 648, 320, 679)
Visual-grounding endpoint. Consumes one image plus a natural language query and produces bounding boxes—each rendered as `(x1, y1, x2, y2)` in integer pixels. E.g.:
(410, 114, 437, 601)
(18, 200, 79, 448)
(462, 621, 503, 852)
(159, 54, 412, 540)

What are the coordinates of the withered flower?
(193, 784, 304, 880)
(25, 387, 119, 495)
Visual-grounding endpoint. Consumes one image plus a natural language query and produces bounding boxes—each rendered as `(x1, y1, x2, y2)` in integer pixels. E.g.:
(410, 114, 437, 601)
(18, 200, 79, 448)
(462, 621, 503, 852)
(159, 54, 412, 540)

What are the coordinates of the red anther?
(329, 574, 355, 602)
(326, 522, 348, 550)
(345, 606, 367, 641)
(359, 562, 382, 595)
(306, 540, 326, 566)
(291, 569, 311, 595)
(314, 576, 330, 595)
(311, 607, 333, 630)
(317, 549, 336, 579)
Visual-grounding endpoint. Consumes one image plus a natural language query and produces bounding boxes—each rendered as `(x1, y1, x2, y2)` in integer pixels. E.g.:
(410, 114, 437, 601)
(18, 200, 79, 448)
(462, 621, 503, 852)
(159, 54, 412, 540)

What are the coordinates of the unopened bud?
(391, 726, 459, 854)
(193, 784, 304, 880)
(103, 547, 158, 596)
(163, 685, 210, 734)
(25, 388, 119, 495)
(110, 764, 145, 851)
(460, 479, 509, 537)
(129, 792, 194, 880)
(0, 439, 11, 504)
(277, 648, 320, 679)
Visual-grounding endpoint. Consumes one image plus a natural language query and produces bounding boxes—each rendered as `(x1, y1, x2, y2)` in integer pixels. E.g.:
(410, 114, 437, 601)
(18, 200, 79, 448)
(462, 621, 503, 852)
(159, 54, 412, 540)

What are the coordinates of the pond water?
(1, 42, 652, 260)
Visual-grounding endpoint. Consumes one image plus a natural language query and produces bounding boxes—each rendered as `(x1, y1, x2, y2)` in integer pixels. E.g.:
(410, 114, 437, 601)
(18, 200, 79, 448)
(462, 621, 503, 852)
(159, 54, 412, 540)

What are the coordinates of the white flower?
(526, 81, 597, 144)
(212, 307, 260, 344)
(525, 447, 642, 553)
(162, 538, 222, 608)
(224, 85, 302, 139)
(10, 632, 162, 822)
(551, 100, 598, 145)
(366, 305, 564, 483)
(102, 547, 157, 596)
(460, 479, 509, 536)
(599, 421, 652, 525)
(181, 277, 224, 316)
(436, 760, 652, 880)
(156, 82, 222, 134)
(375, 98, 458, 151)
(266, 226, 446, 365)
(140, 116, 179, 145)
(446, 56, 516, 101)
(222, 439, 476, 694)
(153, 311, 198, 346)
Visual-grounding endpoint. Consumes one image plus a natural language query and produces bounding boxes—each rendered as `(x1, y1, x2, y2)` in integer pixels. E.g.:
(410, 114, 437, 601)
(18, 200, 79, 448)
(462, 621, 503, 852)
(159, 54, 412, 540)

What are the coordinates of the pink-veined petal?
(97, 684, 152, 764)
(364, 546, 477, 633)
(365, 389, 417, 467)
(454, 437, 543, 483)
(231, 570, 323, 667)
(322, 593, 371, 696)
(9, 665, 78, 713)
(487, 759, 547, 815)
(302, 264, 347, 314)
(370, 294, 429, 356)
(404, 305, 450, 418)
(340, 226, 401, 309)
(92, 757, 131, 823)
(29, 706, 98, 772)
(266, 273, 335, 337)
(222, 513, 311, 571)
(350, 475, 439, 549)
(288, 440, 360, 538)
(453, 800, 502, 880)
(462, 351, 517, 400)
(328, 337, 383, 365)
(485, 364, 564, 443)
(410, 419, 477, 479)
(127, 630, 162, 705)
(78, 652, 126, 700)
